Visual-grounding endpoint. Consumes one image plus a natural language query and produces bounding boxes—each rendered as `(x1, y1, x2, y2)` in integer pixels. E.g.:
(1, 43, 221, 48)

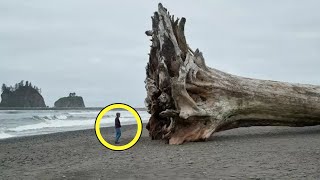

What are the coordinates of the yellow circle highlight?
(95, 103, 142, 151)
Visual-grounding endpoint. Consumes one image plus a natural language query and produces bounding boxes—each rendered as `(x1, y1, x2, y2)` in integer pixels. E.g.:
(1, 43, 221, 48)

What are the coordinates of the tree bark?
(145, 3, 320, 144)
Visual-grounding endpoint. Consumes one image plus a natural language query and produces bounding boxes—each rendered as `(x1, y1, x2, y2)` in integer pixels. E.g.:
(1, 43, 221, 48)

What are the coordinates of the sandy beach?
(1, 124, 320, 179)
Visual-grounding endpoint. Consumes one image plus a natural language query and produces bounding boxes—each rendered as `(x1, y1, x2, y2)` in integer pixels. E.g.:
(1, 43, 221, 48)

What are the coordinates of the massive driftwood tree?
(145, 3, 320, 144)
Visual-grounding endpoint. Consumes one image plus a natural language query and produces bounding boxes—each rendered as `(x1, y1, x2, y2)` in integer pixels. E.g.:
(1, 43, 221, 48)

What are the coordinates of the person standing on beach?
(115, 112, 121, 144)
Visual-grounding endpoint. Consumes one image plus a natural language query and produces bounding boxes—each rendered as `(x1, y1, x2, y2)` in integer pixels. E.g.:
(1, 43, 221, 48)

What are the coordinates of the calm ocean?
(0, 109, 150, 139)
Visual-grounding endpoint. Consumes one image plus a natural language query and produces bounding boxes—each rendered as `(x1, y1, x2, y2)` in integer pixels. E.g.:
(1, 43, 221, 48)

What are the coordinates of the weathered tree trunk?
(145, 3, 320, 144)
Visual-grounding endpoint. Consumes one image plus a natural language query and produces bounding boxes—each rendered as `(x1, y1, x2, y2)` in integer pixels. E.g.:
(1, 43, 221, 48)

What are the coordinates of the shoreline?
(0, 121, 144, 141)
(1, 125, 320, 179)
(0, 107, 147, 111)
(0, 124, 140, 145)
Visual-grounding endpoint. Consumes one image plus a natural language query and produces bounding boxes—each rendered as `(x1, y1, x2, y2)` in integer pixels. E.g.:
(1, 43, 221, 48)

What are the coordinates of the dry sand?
(1, 124, 320, 179)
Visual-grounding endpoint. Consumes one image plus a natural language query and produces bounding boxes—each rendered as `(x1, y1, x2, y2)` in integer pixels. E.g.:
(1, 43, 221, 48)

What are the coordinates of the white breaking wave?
(8, 119, 95, 132)
(7, 117, 140, 133)
(0, 131, 14, 139)
(32, 115, 68, 120)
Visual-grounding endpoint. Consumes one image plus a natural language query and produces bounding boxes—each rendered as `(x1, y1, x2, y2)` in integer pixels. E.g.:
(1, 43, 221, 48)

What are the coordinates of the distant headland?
(0, 80, 85, 109)
(54, 93, 85, 108)
(0, 80, 146, 111)
(0, 81, 46, 108)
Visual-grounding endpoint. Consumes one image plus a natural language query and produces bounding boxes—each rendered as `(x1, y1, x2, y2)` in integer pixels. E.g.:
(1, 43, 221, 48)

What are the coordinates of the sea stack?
(54, 93, 85, 108)
(0, 81, 46, 107)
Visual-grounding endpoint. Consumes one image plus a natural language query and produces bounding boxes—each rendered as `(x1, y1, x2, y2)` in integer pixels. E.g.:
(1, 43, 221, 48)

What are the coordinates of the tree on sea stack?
(144, 3, 320, 145)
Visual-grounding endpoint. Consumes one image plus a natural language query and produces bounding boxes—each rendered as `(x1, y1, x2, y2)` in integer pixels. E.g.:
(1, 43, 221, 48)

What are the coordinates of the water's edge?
(0, 123, 143, 142)
(0, 107, 147, 111)
(0, 109, 150, 140)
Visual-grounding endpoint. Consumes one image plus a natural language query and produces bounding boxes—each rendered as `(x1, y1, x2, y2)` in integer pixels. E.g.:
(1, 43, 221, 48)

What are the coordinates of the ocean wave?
(7, 119, 97, 132)
(0, 131, 14, 139)
(7, 116, 139, 132)
(31, 114, 117, 121)
(0, 110, 150, 139)
(32, 115, 71, 121)
(67, 111, 100, 115)
(1, 110, 23, 114)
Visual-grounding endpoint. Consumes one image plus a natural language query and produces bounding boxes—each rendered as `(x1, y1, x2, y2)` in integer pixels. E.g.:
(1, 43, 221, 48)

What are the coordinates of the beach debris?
(145, 3, 320, 144)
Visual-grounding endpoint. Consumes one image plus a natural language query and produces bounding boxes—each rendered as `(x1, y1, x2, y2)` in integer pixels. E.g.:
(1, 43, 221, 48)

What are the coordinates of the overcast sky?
(1, 0, 320, 107)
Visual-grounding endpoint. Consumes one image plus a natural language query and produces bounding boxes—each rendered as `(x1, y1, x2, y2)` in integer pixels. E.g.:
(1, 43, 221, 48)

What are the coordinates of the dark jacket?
(115, 117, 121, 128)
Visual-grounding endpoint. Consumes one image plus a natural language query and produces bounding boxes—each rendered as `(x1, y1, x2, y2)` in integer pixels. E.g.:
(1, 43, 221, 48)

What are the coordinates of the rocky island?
(54, 93, 85, 108)
(0, 81, 46, 107)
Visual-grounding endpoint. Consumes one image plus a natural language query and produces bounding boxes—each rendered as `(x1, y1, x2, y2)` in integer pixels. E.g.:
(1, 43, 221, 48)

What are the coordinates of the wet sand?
(1, 124, 320, 179)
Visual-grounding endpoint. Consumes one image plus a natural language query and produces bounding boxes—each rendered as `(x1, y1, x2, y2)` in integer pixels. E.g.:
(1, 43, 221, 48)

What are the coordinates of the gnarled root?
(145, 3, 320, 144)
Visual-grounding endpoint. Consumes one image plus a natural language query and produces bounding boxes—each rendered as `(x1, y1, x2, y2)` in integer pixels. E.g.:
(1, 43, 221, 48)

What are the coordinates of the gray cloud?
(1, 0, 320, 107)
